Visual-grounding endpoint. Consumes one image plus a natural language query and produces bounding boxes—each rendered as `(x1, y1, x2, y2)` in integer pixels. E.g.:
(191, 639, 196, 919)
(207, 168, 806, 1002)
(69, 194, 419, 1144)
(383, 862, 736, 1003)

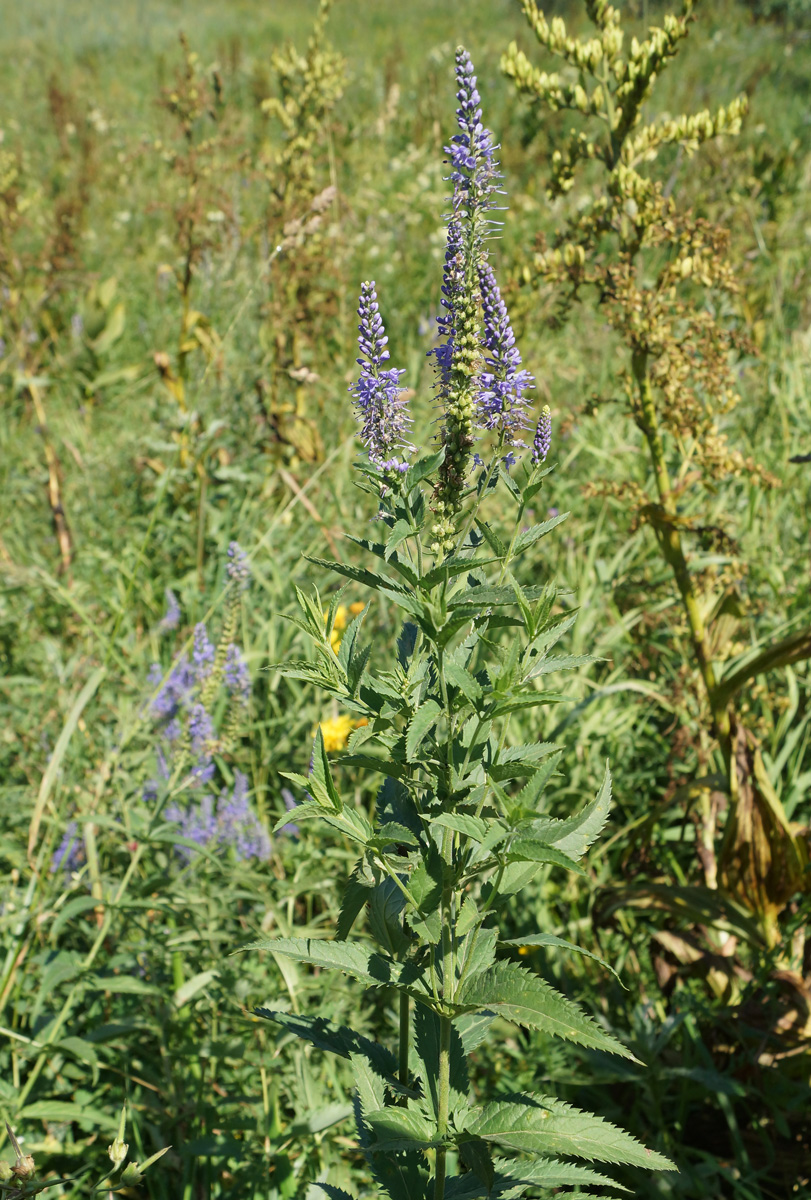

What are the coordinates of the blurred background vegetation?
(0, 0, 809, 1197)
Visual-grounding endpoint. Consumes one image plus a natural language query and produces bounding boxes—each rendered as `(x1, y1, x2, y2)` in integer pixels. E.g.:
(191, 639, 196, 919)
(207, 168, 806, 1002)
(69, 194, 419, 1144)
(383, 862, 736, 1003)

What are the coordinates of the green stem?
(398, 992, 410, 1089)
(434, 824, 455, 1200)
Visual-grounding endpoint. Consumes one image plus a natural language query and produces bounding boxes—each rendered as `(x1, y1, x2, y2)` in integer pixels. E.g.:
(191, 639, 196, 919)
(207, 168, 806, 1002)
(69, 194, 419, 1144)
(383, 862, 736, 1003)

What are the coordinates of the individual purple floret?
(158, 589, 181, 632)
(51, 821, 86, 875)
(349, 281, 414, 473)
(532, 405, 552, 465)
(224, 643, 251, 704)
(227, 541, 251, 590)
(192, 623, 215, 679)
(477, 261, 534, 447)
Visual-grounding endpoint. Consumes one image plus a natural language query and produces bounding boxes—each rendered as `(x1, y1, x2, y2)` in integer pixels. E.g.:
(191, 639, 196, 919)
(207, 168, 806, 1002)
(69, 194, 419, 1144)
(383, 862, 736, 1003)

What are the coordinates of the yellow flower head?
(318, 714, 367, 753)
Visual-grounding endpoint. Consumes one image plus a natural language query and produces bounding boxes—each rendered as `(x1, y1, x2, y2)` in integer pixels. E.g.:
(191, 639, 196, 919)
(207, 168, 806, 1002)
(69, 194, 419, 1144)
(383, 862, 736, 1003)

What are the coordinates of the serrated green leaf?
(505, 837, 586, 876)
(406, 699, 442, 761)
(341, 753, 407, 781)
(500, 934, 624, 986)
(475, 519, 506, 557)
(243, 937, 413, 990)
(385, 519, 414, 561)
(445, 660, 483, 704)
(532, 762, 612, 860)
(512, 512, 569, 554)
(432, 813, 489, 843)
(337, 867, 371, 940)
(406, 447, 445, 487)
(524, 652, 597, 681)
(414, 1005, 469, 1116)
(365, 1105, 437, 1152)
(311, 726, 343, 811)
(465, 1094, 674, 1169)
(492, 1155, 626, 1195)
(457, 962, 637, 1060)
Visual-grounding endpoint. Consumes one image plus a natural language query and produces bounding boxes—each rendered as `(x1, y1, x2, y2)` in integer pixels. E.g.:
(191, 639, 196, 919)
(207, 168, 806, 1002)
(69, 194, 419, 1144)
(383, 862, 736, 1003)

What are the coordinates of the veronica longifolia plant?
(246, 49, 674, 1200)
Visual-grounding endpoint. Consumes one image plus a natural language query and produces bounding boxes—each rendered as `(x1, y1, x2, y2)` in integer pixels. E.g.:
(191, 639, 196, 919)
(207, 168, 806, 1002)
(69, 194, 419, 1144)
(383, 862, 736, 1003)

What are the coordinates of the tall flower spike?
(349, 281, 414, 475)
(532, 405, 552, 465)
(431, 48, 504, 554)
(477, 261, 535, 448)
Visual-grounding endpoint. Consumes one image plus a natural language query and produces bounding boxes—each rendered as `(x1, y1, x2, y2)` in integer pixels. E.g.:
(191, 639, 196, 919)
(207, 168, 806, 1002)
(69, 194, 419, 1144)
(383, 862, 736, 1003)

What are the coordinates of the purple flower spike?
(349, 281, 414, 473)
(532, 405, 552, 465)
(477, 261, 535, 446)
(447, 48, 502, 216)
(192, 623, 215, 679)
(224, 643, 251, 703)
(227, 542, 250, 590)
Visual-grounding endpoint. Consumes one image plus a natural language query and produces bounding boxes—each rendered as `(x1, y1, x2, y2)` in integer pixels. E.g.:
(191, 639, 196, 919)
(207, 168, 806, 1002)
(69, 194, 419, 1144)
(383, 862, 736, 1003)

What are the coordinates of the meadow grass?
(1, 0, 810, 1196)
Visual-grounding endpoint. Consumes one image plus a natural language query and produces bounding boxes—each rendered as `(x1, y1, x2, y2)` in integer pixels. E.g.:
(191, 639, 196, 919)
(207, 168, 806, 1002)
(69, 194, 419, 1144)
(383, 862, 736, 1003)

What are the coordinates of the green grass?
(1, 0, 810, 1196)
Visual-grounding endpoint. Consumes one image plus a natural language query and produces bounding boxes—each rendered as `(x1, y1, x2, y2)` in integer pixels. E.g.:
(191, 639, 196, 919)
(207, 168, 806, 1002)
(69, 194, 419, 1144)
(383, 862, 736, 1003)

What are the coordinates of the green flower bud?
(108, 1136, 129, 1168)
(0, 1161, 13, 1182)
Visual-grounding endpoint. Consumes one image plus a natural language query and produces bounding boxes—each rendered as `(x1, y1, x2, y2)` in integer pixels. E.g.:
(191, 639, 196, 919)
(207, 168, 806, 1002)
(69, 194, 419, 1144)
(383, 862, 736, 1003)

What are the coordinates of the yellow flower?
(318, 714, 367, 753)
(325, 600, 366, 654)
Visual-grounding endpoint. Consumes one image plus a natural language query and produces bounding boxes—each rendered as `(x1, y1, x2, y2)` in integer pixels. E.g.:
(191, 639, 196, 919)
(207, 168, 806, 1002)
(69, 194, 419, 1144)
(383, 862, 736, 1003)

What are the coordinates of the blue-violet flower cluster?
(349, 281, 414, 475)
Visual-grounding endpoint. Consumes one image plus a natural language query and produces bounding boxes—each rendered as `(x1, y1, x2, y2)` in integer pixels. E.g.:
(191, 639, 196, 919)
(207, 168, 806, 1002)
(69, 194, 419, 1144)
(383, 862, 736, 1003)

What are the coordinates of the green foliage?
(0, 1, 810, 1198)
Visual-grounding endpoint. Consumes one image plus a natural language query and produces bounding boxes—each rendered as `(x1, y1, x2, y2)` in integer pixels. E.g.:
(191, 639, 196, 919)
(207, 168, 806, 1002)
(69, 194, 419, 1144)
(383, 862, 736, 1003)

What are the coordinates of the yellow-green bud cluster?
(432, 286, 480, 555)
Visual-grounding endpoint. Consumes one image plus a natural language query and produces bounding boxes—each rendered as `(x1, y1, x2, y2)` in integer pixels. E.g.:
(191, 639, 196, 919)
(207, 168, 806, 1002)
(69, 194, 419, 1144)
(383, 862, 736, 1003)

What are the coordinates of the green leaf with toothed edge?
(531, 762, 612, 861)
(240, 937, 425, 994)
(444, 1156, 628, 1199)
(464, 1094, 675, 1169)
(406, 698, 442, 761)
(364, 1106, 438, 1153)
(512, 511, 569, 554)
(500, 933, 624, 986)
(458, 961, 639, 1061)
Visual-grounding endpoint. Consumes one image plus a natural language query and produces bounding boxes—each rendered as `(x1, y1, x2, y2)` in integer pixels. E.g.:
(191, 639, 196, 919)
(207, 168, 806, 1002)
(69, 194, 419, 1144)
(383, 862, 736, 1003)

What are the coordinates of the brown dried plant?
(0, 79, 98, 578)
(255, 0, 346, 466)
(504, 0, 811, 946)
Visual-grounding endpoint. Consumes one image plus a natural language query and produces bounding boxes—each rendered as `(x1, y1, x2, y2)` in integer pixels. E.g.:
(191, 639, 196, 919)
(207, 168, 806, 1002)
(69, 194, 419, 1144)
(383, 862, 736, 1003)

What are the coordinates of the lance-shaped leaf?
(242, 937, 421, 991)
(351, 1055, 429, 1200)
(406, 699, 442, 761)
(445, 1156, 628, 1199)
(306, 554, 423, 615)
(464, 1093, 674, 1169)
(499, 933, 624, 986)
(530, 762, 612, 861)
(457, 961, 638, 1061)
(316, 1186, 357, 1200)
(364, 1105, 439, 1153)
(309, 726, 343, 811)
(337, 865, 373, 940)
(492, 1156, 629, 1196)
(504, 837, 587, 876)
(524, 652, 597, 681)
(511, 511, 569, 554)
